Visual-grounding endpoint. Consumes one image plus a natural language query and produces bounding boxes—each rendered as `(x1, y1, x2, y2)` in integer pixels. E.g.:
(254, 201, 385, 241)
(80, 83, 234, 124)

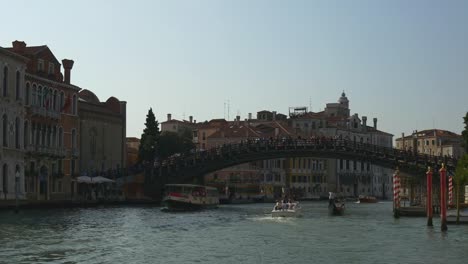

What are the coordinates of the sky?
(2, 0, 467, 139)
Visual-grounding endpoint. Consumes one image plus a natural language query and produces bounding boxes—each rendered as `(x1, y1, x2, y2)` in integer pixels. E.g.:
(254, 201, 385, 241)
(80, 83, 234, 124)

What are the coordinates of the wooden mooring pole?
(440, 164, 447, 231)
(393, 168, 400, 218)
(426, 167, 433, 226)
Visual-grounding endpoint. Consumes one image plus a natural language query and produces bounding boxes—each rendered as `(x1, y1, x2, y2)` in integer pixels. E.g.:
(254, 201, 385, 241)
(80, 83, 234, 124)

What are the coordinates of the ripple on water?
(1, 202, 468, 264)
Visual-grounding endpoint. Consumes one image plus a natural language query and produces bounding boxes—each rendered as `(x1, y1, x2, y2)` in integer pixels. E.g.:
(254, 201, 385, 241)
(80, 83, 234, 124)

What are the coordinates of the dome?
(338, 91, 349, 104)
(105, 96, 121, 113)
(79, 89, 100, 104)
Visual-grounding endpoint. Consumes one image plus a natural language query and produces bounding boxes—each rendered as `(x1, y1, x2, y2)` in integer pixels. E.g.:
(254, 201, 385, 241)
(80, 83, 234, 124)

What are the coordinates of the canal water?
(1, 201, 467, 264)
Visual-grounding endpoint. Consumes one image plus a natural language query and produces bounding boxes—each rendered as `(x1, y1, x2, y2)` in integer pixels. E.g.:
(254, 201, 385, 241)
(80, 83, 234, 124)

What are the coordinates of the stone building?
(78, 89, 126, 176)
(6, 41, 81, 201)
(0, 47, 28, 200)
(395, 129, 464, 158)
(289, 92, 394, 199)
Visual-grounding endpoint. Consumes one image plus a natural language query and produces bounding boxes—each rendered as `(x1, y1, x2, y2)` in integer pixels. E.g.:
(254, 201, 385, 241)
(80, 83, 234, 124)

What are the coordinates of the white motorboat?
(271, 203, 302, 217)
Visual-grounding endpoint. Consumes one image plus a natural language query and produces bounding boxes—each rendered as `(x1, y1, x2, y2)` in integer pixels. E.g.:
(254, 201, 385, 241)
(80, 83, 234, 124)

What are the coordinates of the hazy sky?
(2, 0, 467, 139)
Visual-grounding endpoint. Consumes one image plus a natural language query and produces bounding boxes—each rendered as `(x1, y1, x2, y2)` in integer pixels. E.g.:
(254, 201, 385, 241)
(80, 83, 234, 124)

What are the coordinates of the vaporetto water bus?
(162, 184, 219, 211)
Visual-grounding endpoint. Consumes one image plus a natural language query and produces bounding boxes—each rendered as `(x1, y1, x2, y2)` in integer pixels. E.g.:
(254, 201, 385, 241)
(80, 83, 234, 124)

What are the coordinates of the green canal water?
(1, 201, 467, 264)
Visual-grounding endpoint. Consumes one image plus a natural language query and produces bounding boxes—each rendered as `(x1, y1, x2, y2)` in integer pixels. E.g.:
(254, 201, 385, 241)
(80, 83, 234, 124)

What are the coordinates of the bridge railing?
(154, 138, 457, 173)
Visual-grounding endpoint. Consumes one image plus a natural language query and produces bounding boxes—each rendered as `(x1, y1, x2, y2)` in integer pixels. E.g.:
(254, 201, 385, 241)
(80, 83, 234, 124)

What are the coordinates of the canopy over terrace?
(75, 176, 115, 184)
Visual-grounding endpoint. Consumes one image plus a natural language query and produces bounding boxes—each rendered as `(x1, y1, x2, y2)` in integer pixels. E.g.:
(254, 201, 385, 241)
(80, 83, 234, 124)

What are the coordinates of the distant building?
(395, 129, 464, 158)
(78, 89, 126, 176)
(0, 46, 28, 200)
(126, 137, 140, 168)
(160, 113, 196, 135)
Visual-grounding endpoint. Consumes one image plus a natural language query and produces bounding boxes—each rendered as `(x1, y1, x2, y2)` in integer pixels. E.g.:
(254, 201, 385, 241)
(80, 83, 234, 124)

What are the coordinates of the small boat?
(329, 199, 345, 215)
(358, 195, 378, 203)
(272, 203, 302, 217)
(162, 184, 219, 211)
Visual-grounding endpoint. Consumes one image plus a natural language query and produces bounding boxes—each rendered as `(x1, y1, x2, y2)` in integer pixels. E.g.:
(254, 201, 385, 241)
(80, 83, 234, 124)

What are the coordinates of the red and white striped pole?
(426, 167, 433, 226)
(448, 175, 453, 207)
(440, 164, 448, 231)
(393, 168, 400, 218)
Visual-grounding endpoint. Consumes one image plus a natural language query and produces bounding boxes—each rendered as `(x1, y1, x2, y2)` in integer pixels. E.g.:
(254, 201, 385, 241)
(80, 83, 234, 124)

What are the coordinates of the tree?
(463, 112, 468, 153)
(138, 108, 160, 164)
(454, 154, 468, 224)
(158, 129, 195, 160)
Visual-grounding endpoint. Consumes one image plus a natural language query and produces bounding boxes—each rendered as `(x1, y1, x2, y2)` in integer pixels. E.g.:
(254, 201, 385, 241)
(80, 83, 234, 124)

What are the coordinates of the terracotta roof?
(4, 45, 48, 55)
(395, 129, 460, 140)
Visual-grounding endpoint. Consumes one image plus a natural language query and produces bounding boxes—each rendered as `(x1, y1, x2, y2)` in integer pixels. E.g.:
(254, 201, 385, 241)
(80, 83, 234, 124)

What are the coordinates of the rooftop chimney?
(362, 116, 367, 127)
(272, 111, 277, 121)
(373, 118, 377, 130)
(167, 113, 172, 121)
(62, 59, 74, 84)
(248, 113, 252, 120)
(12, 40, 26, 54)
(189, 116, 193, 123)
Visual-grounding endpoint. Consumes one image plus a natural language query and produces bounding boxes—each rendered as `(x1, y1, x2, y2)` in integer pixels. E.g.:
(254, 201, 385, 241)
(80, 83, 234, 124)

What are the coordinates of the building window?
(340, 159, 343, 170)
(59, 91, 64, 111)
(2, 66, 7, 97)
(432, 140, 435, 145)
(72, 94, 77, 115)
(15, 117, 20, 149)
(58, 127, 63, 147)
(24, 121, 29, 149)
(15, 71, 20, 100)
(38, 60, 44, 71)
(38, 86, 43, 107)
(48, 63, 55, 75)
(2, 114, 7, 147)
(2, 164, 8, 194)
(25, 82, 30, 105)
(346, 160, 349, 170)
(32, 84, 37, 106)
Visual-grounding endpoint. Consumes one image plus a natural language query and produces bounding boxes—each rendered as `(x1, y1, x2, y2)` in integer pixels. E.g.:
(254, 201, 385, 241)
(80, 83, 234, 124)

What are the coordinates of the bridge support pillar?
(440, 164, 448, 231)
(426, 167, 433, 226)
(393, 168, 400, 218)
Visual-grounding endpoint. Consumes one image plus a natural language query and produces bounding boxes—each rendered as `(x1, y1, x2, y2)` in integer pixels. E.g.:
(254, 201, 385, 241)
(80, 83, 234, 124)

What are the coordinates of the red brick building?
(6, 41, 80, 201)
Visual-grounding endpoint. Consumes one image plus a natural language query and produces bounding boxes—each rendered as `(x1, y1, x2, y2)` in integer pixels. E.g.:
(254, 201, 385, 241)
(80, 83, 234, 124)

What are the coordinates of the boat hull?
(359, 198, 378, 203)
(164, 199, 218, 211)
(329, 204, 345, 215)
(272, 208, 302, 217)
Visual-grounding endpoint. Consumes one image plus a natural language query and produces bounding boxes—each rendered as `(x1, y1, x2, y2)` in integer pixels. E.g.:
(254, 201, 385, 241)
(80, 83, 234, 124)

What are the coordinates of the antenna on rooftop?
(309, 97, 312, 112)
(227, 100, 230, 121)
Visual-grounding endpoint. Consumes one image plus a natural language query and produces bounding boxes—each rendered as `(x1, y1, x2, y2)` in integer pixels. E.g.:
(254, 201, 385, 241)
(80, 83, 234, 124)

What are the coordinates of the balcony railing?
(30, 105, 61, 120)
(26, 144, 67, 157)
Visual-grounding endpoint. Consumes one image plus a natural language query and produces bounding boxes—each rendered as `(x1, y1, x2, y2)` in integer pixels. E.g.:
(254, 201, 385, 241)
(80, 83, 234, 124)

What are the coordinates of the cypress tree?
(138, 108, 160, 164)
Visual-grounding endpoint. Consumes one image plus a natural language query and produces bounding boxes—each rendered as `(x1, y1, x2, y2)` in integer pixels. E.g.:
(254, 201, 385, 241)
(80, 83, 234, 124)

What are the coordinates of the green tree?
(454, 154, 468, 224)
(158, 129, 195, 160)
(462, 112, 468, 153)
(138, 108, 160, 164)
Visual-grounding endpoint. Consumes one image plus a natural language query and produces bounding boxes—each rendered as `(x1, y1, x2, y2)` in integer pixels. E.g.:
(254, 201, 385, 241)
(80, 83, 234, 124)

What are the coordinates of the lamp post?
(15, 170, 20, 214)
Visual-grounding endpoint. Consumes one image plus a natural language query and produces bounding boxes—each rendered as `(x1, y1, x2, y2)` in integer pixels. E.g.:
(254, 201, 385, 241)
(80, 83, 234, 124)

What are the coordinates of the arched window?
(2, 66, 8, 97)
(15, 71, 20, 100)
(72, 94, 77, 115)
(25, 82, 30, 105)
(24, 120, 29, 149)
(32, 84, 37, 106)
(58, 127, 63, 147)
(59, 91, 64, 112)
(2, 164, 8, 195)
(2, 114, 7, 147)
(72, 129, 76, 149)
(15, 117, 20, 149)
(53, 90, 57, 111)
(38, 86, 43, 107)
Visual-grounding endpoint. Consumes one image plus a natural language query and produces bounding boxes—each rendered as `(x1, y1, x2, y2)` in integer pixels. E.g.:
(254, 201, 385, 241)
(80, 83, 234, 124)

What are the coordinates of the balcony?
(26, 144, 67, 158)
(30, 105, 61, 120)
